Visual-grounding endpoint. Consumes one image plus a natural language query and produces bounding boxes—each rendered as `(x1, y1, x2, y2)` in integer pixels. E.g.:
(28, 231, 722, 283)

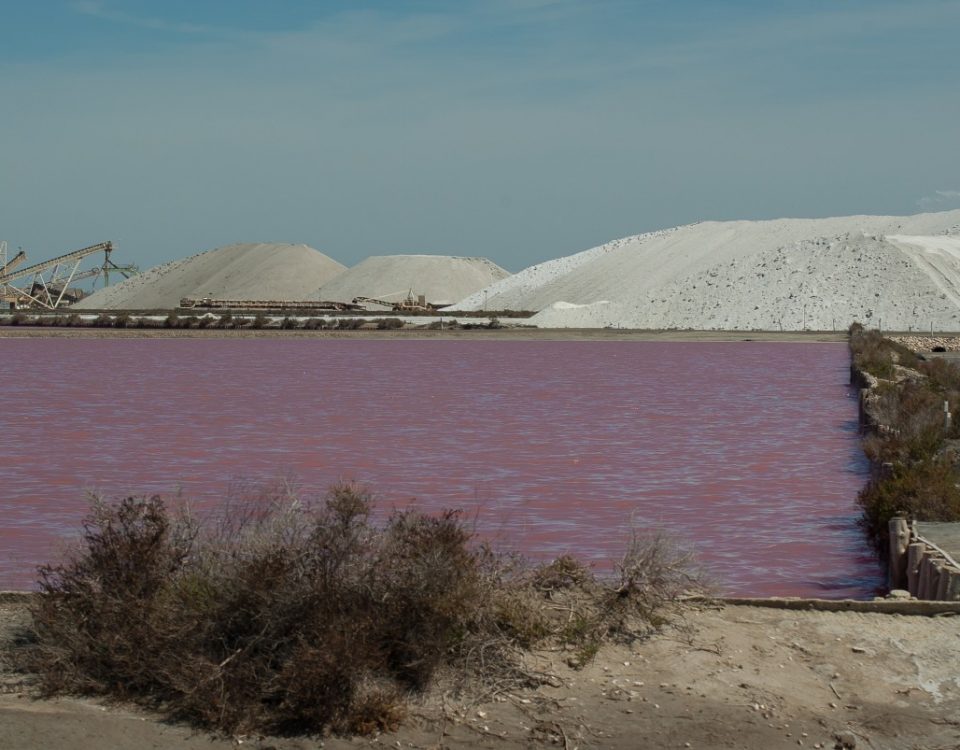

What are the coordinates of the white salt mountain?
(448, 210, 960, 331)
(315, 255, 510, 307)
(75, 243, 346, 310)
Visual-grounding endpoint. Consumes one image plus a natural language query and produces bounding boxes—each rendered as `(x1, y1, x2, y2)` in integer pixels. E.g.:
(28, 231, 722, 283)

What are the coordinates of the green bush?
(851, 329, 960, 543)
(849, 327, 918, 379)
(857, 458, 960, 541)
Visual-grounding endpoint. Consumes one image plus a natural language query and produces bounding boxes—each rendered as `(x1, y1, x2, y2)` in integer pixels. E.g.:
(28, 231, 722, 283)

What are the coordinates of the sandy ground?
(2, 598, 958, 750)
(0, 326, 848, 342)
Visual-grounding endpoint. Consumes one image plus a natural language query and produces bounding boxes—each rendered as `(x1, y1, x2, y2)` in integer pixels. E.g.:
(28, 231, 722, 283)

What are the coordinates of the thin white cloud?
(918, 190, 960, 209)
(70, 0, 221, 35)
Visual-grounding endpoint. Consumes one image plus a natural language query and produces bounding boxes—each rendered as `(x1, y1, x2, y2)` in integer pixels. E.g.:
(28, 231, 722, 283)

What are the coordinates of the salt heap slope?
(449, 210, 960, 330)
(75, 243, 347, 310)
(315, 255, 510, 306)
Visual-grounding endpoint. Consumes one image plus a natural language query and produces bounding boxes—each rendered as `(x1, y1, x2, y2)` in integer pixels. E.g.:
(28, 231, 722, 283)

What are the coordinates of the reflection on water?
(0, 339, 880, 596)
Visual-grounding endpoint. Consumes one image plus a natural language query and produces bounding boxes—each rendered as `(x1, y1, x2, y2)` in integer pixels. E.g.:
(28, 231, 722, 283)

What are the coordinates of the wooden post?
(888, 516, 910, 589)
(945, 570, 960, 602)
(907, 542, 926, 595)
(935, 562, 950, 601)
(918, 556, 934, 599)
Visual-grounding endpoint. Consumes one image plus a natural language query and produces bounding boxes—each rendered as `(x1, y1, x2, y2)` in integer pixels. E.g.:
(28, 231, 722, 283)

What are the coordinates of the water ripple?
(0, 339, 880, 596)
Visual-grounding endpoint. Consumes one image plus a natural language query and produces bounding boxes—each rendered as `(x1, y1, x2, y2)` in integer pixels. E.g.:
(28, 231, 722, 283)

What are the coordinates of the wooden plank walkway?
(916, 522, 960, 566)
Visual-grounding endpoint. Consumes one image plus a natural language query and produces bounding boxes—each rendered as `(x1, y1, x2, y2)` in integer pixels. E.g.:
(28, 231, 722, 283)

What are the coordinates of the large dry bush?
(917, 357, 960, 440)
(862, 381, 947, 463)
(24, 484, 706, 736)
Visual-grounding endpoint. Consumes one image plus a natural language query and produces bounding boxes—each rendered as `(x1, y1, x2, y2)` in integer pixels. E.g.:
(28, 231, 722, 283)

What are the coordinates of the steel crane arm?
(0, 242, 112, 284)
(2, 250, 27, 274)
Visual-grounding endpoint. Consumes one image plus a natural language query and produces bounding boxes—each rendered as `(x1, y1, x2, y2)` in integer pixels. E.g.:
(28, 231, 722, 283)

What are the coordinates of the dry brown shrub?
(23, 484, 706, 736)
(864, 381, 946, 462)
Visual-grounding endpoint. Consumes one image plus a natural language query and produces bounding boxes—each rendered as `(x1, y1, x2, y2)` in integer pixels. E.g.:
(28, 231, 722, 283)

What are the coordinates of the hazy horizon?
(3, 0, 959, 273)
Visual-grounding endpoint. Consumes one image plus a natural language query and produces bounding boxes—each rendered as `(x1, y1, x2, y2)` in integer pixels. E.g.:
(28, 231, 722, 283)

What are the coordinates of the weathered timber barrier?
(888, 515, 960, 600)
(850, 365, 880, 431)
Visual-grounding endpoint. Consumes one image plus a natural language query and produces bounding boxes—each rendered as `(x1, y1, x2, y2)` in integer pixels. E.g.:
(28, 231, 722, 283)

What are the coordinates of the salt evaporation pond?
(0, 339, 879, 596)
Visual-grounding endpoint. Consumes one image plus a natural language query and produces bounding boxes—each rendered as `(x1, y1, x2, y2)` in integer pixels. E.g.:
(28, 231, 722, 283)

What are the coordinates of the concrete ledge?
(712, 596, 960, 616)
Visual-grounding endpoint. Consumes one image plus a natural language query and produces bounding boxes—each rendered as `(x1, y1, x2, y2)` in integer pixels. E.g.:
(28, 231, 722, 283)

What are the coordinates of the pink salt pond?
(0, 339, 880, 596)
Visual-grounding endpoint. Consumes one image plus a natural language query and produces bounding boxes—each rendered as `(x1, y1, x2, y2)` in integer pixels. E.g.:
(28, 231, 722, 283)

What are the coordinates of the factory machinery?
(352, 292, 437, 312)
(0, 240, 137, 309)
(180, 292, 437, 313)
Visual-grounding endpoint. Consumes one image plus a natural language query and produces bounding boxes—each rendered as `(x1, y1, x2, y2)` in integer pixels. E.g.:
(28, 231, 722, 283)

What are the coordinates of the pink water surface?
(0, 338, 879, 596)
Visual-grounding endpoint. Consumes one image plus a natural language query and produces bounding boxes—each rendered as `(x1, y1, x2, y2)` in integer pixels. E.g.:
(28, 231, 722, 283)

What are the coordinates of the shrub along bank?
(0, 312, 508, 331)
(849, 323, 960, 545)
(19, 484, 703, 737)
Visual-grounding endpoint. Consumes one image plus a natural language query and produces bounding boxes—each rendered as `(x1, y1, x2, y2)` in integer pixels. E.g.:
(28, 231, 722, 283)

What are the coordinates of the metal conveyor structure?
(0, 241, 138, 309)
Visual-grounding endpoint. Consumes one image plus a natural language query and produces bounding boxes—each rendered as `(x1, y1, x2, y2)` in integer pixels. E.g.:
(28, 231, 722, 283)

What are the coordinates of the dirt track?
(3, 599, 957, 750)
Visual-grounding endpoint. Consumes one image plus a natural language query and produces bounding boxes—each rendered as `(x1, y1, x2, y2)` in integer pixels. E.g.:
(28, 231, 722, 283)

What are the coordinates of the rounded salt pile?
(450, 209, 960, 331)
(74, 243, 347, 310)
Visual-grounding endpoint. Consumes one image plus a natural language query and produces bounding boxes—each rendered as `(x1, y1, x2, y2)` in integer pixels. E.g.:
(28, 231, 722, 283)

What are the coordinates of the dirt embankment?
(0, 326, 848, 342)
(2, 597, 957, 750)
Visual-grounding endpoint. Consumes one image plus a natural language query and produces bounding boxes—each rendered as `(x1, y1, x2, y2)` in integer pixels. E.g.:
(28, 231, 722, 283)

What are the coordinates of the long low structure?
(178, 297, 363, 311)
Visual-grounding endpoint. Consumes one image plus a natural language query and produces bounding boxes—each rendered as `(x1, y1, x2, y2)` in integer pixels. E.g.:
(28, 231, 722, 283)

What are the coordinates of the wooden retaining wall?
(888, 516, 960, 600)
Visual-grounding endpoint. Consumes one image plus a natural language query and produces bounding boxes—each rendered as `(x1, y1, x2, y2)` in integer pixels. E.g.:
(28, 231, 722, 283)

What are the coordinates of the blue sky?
(2, 0, 959, 272)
